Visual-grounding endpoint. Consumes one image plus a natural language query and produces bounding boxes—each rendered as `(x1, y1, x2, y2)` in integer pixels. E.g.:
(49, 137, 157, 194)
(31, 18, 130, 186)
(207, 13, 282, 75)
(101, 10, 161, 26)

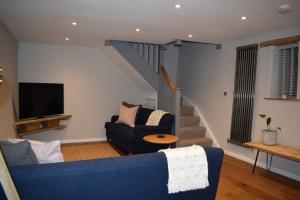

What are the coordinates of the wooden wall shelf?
(14, 115, 72, 138)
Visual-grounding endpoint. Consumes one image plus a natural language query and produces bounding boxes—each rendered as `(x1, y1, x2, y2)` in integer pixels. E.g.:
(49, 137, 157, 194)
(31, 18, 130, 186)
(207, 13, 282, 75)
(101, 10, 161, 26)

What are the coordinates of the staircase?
(105, 40, 213, 148)
(177, 105, 213, 147)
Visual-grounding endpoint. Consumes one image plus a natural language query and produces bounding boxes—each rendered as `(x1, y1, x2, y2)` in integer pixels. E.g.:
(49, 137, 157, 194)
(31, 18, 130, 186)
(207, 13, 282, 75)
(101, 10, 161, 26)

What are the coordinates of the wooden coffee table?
(143, 134, 178, 148)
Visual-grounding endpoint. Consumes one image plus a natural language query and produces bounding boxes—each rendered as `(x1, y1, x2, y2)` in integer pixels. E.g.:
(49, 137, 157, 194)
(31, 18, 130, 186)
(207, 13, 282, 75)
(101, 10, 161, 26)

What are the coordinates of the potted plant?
(259, 114, 282, 145)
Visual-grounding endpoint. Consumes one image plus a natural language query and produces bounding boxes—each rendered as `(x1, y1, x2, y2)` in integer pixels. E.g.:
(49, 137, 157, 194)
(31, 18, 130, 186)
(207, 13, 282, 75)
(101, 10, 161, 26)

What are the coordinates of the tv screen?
(19, 82, 64, 119)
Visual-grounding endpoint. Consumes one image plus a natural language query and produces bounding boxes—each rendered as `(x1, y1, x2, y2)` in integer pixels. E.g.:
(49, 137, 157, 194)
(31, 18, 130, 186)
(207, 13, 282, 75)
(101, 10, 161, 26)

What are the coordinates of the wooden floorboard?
(61, 142, 300, 200)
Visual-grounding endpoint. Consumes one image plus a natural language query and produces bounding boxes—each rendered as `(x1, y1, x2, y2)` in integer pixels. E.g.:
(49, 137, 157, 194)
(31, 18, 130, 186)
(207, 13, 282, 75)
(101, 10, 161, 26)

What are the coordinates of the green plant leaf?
(266, 117, 271, 126)
(259, 114, 266, 118)
(277, 127, 282, 131)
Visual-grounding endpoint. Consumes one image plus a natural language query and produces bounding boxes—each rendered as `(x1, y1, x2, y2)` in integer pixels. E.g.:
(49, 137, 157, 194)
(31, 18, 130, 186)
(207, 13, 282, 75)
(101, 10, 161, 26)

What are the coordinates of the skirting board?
(61, 137, 107, 144)
(224, 150, 300, 182)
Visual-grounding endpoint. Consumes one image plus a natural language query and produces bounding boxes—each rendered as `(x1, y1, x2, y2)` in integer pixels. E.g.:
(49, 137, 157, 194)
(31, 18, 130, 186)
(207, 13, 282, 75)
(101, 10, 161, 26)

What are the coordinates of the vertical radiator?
(228, 44, 258, 145)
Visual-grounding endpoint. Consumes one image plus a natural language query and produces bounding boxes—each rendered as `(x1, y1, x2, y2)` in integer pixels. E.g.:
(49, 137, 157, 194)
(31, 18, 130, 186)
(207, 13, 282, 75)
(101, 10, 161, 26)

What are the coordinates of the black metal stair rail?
(228, 44, 258, 145)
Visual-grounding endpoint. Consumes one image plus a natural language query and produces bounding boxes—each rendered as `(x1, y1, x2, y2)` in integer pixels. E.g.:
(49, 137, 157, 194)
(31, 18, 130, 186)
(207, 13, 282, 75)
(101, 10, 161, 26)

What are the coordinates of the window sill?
(264, 97, 300, 101)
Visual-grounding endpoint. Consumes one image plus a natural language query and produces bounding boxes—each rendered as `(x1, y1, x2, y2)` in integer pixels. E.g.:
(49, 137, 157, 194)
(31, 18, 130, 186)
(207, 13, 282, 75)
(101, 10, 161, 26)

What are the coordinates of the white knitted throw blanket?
(159, 145, 209, 194)
(146, 110, 167, 126)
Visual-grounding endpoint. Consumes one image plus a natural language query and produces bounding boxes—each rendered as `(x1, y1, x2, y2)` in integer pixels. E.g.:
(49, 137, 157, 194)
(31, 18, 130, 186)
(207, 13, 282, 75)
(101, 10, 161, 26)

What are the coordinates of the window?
(270, 43, 299, 99)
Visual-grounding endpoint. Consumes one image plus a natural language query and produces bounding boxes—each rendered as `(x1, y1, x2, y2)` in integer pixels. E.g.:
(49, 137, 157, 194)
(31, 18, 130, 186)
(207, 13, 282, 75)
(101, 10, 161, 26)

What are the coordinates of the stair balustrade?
(106, 40, 181, 135)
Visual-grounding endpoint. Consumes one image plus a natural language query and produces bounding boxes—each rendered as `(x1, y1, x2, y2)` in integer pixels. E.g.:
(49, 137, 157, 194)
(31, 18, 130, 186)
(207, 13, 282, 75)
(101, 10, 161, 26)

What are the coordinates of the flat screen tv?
(19, 82, 64, 119)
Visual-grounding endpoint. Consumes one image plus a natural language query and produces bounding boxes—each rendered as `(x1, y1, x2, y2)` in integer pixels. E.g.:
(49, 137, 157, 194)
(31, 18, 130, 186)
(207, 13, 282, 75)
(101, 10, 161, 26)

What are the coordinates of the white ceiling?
(0, 0, 300, 47)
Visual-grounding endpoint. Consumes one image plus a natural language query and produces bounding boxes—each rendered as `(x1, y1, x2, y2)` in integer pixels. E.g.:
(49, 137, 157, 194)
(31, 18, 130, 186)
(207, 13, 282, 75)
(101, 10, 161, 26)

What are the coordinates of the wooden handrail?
(160, 65, 181, 92)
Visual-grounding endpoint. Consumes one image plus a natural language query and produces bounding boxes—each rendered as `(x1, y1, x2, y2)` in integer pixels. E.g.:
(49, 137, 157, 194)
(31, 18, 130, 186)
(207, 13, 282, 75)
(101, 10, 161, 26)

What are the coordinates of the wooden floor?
(61, 142, 300, 200)
(61, 142, 120, 162)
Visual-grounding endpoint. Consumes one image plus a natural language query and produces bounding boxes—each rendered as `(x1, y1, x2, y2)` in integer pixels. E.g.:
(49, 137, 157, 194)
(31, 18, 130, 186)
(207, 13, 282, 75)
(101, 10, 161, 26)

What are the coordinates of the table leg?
(268, 154, 273, 172)
(252, 150, 260, 174)
(266, 153, 269, 170)
(170, 142, 176, 149)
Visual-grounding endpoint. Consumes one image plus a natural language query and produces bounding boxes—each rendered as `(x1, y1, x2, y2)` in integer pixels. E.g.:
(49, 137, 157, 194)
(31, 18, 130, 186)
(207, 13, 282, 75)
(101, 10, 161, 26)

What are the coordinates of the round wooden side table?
(143, 134, 178, 148)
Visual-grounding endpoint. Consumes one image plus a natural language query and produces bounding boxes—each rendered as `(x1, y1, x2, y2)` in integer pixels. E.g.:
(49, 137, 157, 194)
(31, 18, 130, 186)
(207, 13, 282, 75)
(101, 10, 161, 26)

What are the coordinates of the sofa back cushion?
(135, 108, 175, 128)
(158, 113, 175, 128)
(135, 107, 154, 125)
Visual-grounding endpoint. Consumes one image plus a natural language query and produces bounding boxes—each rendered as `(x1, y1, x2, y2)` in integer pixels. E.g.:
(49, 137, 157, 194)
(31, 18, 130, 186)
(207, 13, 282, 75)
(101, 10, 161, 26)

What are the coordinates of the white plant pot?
(282, 94, 287, 99)
(261, 129, 277, 146)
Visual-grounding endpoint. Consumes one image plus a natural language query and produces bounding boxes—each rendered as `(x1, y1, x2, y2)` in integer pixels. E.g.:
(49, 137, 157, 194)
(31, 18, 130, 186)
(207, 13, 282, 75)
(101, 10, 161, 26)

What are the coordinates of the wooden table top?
(143, 134, 178, 145)
(244, 141, 300, 162)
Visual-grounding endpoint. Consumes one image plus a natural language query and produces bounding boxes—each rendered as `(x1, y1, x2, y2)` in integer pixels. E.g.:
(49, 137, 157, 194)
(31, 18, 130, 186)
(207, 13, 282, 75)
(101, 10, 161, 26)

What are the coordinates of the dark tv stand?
(14, 115, 72, 138)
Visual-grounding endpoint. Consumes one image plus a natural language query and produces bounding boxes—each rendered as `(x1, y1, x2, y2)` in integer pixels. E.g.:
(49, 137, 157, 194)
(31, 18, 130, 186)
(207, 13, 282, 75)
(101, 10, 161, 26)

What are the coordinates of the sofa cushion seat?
(107, 123, 136, 143)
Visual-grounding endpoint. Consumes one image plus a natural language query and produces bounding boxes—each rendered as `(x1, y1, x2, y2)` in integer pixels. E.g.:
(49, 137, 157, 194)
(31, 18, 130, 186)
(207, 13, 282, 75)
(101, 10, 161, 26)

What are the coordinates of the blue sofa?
(0, 148, 224, 200)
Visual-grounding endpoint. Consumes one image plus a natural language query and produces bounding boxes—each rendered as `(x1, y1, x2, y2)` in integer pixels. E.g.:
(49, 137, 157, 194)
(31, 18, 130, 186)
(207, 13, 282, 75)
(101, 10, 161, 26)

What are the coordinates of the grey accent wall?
(177, 26, 300, 181)
(0, 20, 18, 139)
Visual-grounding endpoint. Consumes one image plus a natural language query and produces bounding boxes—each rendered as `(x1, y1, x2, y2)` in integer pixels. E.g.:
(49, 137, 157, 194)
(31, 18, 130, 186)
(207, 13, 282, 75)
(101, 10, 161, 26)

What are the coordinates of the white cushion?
(7, 139, 64, 164)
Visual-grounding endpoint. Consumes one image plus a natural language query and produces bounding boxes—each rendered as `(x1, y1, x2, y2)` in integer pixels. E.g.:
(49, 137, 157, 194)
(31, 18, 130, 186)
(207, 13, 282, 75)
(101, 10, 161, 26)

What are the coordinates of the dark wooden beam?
(260, 35, 300, 48)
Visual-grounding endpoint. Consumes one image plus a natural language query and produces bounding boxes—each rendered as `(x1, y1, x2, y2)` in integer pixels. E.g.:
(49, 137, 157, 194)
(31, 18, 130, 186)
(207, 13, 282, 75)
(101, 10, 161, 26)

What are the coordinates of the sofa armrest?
(134, 125, 173, 140)
(111, 115, 119, 123)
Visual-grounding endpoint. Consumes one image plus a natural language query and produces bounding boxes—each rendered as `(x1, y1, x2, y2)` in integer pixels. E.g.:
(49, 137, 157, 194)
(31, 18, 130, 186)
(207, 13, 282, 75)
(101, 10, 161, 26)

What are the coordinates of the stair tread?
(178, 136, 211, 141)
(181, 116, 200, 120)
(181, 126, 205, 132)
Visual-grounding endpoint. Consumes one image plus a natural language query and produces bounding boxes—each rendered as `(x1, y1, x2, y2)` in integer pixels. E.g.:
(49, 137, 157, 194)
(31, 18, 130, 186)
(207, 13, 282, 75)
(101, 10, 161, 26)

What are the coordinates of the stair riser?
(181, 117, 200, 127)
(180, 107, 194, 116)
(179, 129, 206, 138)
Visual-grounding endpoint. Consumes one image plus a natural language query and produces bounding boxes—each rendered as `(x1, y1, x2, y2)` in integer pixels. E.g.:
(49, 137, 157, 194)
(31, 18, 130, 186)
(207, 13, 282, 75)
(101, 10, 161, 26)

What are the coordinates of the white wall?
(18, 43, 149, 141)
(164, 44, 179, 84)
(0, 20, 18, 140)
(177, 26, 300, 180)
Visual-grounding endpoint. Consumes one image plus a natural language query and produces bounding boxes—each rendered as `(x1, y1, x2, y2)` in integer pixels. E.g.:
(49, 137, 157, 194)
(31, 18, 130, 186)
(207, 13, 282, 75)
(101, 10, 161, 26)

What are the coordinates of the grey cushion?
(0, 140, 39, 166)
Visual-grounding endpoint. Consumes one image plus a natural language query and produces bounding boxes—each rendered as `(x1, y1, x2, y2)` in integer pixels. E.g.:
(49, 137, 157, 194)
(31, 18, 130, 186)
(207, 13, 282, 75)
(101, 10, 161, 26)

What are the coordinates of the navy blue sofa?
(0, 148, 224, 200)
(105, 107, 175, 154)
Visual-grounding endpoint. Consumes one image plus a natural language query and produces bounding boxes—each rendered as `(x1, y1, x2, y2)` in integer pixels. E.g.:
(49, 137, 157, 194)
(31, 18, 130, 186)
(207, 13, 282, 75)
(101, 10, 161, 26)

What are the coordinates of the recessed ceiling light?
(65, 37, 70, 41)
(188, 34, 192, 38)
(277, 4, 292, 14)
(136, 28, 140, 32)
(241, 16, 247, 21)
(72, 22, 77, 26)
(175, 4, 181, 9)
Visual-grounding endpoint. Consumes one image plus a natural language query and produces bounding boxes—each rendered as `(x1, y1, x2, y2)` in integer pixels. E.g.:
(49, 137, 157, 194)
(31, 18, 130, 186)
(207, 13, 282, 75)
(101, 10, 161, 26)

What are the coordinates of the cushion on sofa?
(7, 139, 64, 164)
(116, 104, 139, 127)
(123, 101, 142, 125)
(0, 140, 39, 166)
